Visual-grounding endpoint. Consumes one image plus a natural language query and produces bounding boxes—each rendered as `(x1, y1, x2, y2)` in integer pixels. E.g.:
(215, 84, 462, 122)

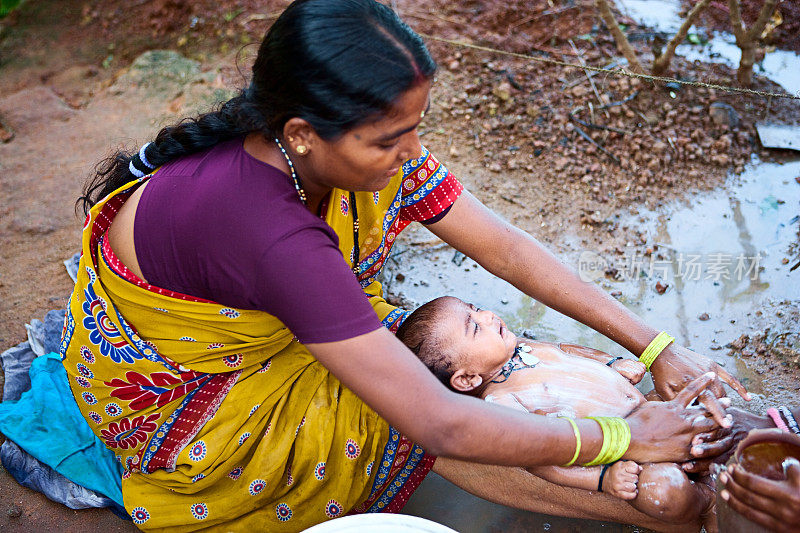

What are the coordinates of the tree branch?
(727, 0, 746, 42)
(745, 0, 778, 41)
(593, 0, 645, 74)
(652, 0, 713, 74)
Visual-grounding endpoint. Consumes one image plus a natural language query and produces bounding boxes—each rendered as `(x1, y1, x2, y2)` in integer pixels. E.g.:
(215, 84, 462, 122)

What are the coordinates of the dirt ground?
(1, 0, 799, 530)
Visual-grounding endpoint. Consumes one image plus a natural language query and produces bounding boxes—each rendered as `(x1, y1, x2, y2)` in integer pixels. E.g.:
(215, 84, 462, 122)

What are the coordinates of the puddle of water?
(393, 157, 799, 529)
(616, 0, 800, 96)
(385, 157, 800, 389)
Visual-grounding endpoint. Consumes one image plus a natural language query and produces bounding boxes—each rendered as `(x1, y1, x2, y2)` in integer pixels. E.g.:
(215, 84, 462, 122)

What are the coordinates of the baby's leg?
(632, 462, 714, 526)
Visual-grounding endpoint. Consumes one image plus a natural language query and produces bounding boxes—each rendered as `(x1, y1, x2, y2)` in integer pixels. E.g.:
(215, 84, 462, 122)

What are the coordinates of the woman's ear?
(282, 118, 319, 156)
(450, 369, 483, 393)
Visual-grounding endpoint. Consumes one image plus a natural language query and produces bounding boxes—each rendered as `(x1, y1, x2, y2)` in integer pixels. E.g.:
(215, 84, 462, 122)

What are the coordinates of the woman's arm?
(308, 327, 723, 467)
(426, 191, 748, 402)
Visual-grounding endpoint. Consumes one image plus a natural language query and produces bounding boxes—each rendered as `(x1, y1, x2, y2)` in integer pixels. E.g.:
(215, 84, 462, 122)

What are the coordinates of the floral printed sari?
(60, 146, 462, 530)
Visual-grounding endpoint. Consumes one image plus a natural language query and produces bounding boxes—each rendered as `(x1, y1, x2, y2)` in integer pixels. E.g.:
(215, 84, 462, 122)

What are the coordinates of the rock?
(447, 60, 460, 70)
(492, 81, 512, 102)
(395, 273, 405, 282)
(643, 111, 659, 126)
(110, 50, 200, 97)
(0, 122, 13, 143)
(654, 281, 668, 294)
(708, 102, 739, 128)
(488, 162, 502, 173)
(45, 64, 99, 108)
(652, 141, 669, 154)
(570, 85, 589, 98)
(698, 312, 710, 321)
(611, 290, 622, 298)
(712, 154, 730, 166)
(7, 506, 21, 519)
(0, 86, 76, 136)
(728, 334, 749, 351)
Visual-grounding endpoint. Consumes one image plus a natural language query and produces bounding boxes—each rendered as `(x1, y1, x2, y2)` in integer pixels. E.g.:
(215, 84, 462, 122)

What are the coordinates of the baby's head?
(396, 296, 518, 393)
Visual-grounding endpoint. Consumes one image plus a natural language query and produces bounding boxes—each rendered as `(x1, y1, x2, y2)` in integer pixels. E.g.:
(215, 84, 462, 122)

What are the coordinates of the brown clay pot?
(715, 428, 800, 532)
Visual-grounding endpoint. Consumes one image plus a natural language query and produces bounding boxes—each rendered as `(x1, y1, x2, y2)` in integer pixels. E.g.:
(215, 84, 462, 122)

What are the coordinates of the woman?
(63, 0, 741, 530)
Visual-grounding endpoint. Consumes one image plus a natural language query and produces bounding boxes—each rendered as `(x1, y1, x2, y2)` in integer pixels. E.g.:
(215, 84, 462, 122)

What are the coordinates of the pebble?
(654, 281, 668, 294)
(7, 506, 21, 518)
(708, 102, 739, 128)
(698, 312, 710, 321)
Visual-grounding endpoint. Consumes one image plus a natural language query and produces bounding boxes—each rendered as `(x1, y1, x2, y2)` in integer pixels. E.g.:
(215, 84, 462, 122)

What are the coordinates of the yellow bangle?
(559, 417, 581, 467)
(639, 331, 675, 370)
(582, 417, 631, 466)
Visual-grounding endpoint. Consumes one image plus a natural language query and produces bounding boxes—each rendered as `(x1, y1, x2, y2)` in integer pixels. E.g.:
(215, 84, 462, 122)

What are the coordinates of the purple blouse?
(133, 138, 382, 344)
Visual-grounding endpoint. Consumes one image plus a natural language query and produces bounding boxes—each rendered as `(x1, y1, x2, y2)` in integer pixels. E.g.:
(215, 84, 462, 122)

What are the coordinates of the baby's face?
(434, 297, 518, 378)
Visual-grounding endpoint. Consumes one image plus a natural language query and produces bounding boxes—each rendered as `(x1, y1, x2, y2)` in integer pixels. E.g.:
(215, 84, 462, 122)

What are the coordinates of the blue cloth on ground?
(0, 351, 125, 508)
(0, 308, 125, 515)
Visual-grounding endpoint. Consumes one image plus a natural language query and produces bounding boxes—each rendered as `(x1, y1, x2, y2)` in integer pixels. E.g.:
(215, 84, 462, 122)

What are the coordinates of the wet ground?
(1, 0, 799, 531)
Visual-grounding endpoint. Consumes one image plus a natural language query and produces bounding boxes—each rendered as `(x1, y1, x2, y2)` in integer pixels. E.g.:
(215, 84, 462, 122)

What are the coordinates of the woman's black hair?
(78, 0, 436, 213)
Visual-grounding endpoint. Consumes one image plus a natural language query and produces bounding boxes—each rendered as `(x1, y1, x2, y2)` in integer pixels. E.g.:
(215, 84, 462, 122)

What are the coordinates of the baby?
(396, 296, 715, 526)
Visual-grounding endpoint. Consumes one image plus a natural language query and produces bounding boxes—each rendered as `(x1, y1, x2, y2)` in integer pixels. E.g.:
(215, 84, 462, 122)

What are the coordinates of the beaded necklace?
(274, 138, 360, 276)
(490, 343, 539, 384)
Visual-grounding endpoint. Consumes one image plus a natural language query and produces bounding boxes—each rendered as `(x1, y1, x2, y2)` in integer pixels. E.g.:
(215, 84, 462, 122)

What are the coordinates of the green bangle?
(582, 417, 631, 466)
(559, 417, 581, 467)
(639, 331, 675, 370)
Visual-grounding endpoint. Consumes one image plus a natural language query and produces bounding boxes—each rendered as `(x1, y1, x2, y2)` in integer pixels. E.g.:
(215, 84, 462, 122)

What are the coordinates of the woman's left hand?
(650, 343, 749, 402)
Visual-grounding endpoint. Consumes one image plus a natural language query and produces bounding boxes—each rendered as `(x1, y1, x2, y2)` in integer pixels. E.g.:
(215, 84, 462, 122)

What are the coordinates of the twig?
(570, 106, 631, 134)
(652, 0, 713, 75)
(569, 39, 609, 118)
(509, 5, 580, 29)
(572, 121, 621, 165)
(596, 90, 639, 109)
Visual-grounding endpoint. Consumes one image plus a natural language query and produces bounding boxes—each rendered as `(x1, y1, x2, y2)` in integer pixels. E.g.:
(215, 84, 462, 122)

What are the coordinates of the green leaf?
(686, 33, 707, 45)
(223, 8, 243, 22)
(0, 0, 22, 17)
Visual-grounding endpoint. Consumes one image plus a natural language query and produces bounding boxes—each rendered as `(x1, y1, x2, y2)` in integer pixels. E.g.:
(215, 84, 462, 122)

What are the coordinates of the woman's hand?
(611, 358, 646, 385)
(682, 407, 774, 474)
(720, 459, 800, 532)
(624, 373, 732, 464)
(650, 343, 749, 402)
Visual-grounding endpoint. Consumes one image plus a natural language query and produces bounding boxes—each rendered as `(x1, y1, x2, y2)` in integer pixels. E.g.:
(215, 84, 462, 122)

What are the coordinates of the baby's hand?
(611, 358, 647, 385)
(602, 460, 641, 500)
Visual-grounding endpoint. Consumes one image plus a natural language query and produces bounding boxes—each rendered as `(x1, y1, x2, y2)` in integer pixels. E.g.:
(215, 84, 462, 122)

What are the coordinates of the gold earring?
(296, 145, 308, 155)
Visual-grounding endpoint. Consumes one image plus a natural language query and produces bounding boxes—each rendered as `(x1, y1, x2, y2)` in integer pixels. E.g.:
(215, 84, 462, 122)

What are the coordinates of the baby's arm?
(527, 461, 641, 500)
(557, 343, 646, 385)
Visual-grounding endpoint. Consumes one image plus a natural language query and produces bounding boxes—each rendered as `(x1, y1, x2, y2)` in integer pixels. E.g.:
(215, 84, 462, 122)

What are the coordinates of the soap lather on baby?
(396, 296, 717, 524)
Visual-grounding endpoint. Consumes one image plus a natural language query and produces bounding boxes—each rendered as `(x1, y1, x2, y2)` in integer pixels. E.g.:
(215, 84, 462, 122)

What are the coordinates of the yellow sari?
(60, 146, 462, 530)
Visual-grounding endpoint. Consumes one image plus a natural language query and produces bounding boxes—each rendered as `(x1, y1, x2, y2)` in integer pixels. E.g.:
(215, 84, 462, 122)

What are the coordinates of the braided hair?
(78, 0, 436, 213)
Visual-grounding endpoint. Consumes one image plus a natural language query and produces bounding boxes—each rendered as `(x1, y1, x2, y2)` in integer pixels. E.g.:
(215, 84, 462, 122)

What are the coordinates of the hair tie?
(139, 142, 155, 169)
(128, 159, 146, 178)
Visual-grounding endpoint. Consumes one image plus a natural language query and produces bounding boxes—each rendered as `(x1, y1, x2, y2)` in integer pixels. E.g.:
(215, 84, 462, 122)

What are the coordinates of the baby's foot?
(603, 460, 641, 500)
